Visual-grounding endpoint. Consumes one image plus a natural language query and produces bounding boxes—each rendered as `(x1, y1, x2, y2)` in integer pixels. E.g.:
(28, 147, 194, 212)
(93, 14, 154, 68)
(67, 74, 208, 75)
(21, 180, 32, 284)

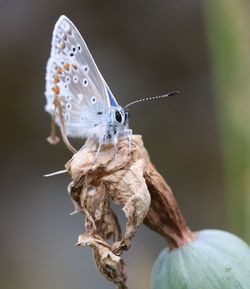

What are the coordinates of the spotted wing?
(45, 15, 113, 138)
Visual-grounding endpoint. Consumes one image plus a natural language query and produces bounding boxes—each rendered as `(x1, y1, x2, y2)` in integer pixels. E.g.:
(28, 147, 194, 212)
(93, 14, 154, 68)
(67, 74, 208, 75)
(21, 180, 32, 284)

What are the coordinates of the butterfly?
(45, 15, 132, 153)
(45, 15, 179, 155)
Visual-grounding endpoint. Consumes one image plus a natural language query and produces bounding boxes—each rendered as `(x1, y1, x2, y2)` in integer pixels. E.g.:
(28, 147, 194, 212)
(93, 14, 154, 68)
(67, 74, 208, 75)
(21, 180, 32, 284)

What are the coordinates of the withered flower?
(48, 134, 250, 289)
(65, 135, 194, 288)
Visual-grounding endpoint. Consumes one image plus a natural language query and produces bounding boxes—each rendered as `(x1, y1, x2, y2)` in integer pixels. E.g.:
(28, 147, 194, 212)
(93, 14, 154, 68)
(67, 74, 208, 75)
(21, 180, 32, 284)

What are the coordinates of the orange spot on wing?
(53, 75, 59, 84)
(60, 42, 65, 50)
(52, 85, 60, 95)
(64, 63, 70, 71)
(57, 67, 62, 74)
(72, 64, 77, 70)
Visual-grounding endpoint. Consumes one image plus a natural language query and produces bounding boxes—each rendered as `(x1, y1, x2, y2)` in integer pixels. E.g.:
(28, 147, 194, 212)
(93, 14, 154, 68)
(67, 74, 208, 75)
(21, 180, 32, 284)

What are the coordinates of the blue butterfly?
(45, 15, 132, 153)
(45, 15, 178, 154)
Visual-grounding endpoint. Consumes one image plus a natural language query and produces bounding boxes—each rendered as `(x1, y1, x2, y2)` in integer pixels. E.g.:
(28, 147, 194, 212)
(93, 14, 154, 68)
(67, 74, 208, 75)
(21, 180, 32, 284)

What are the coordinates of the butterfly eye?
(115, 111, 122, 123)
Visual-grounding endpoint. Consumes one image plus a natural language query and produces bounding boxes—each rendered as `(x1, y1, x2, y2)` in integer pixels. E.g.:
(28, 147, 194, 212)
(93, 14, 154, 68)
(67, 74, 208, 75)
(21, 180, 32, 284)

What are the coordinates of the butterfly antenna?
(124, 90, 180, 109)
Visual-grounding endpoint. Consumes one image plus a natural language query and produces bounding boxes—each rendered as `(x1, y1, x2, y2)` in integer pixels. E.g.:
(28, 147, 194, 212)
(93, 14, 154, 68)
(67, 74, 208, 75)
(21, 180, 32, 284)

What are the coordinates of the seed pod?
(152, 229, 250, 289)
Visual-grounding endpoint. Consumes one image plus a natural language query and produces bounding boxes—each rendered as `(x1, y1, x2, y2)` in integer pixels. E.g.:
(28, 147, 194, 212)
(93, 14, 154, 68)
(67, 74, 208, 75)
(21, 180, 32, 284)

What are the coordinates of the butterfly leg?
(124, 129, 133, 152)
(94, 142, 102, 163)
(93, 135, 106, 163)
(112, 134, 119, 162)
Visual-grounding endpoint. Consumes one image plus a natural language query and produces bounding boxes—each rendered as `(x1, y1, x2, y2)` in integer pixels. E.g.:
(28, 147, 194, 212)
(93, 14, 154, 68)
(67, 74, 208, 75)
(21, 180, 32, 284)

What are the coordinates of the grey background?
(0, 1, 226, 289)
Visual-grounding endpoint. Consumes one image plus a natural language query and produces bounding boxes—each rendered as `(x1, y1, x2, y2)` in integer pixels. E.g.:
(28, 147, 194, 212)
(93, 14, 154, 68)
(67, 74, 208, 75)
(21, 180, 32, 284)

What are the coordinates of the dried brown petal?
(65, 135, 195, 288)
(66, 136, 151, 254)
(77, 232, 127, 289)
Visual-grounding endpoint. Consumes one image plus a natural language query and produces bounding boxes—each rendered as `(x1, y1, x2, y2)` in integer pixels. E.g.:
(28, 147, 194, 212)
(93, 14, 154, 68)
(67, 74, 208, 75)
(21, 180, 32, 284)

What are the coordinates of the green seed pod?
(152, 229, 250, 289)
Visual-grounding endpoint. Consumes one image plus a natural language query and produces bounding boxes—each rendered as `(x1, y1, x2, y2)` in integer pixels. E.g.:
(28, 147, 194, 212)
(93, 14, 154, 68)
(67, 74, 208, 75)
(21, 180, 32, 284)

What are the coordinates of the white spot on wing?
(66, 103, 72, 110)
(73, 75, 78, 83)
(83, 65, 89, 73)
(83, 78, 88, 87)
(72, 45, 76, 51)
(77, 93, 83, 103)
(77, 44, 82, 52)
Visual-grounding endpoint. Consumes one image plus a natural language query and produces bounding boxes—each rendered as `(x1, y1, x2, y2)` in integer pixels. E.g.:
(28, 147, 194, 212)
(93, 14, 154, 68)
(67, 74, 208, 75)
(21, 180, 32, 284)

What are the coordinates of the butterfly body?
(45, 15, 131, 151)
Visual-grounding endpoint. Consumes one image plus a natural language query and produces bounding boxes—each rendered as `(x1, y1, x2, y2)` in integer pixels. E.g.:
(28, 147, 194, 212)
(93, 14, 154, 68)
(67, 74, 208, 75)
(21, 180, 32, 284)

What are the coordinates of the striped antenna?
(124, 90, 180, 109)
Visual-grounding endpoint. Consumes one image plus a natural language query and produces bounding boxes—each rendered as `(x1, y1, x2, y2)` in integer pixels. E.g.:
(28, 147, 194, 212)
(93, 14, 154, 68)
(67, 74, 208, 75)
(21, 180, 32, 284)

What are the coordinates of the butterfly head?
(110, 107, 127, 127)
(103, 106, 130, 142)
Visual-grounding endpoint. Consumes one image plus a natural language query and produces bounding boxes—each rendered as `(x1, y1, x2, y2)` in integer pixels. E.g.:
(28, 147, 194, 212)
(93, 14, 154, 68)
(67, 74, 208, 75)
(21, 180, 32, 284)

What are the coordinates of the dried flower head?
(64, 135, 194, 288)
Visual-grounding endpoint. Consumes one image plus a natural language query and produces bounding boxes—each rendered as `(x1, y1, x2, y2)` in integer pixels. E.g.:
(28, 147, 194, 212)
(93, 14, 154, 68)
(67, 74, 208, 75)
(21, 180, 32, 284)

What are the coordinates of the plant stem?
(143, 161, 196, 250)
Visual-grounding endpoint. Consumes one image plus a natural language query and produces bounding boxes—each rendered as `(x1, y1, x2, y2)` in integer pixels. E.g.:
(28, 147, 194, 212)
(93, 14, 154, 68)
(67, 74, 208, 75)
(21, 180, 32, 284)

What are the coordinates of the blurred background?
(1, 0, 250, 289)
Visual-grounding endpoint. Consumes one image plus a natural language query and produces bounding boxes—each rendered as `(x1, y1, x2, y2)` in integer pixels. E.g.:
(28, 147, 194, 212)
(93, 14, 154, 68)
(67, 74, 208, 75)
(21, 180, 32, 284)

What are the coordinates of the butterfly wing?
(45, 15, 115, 138)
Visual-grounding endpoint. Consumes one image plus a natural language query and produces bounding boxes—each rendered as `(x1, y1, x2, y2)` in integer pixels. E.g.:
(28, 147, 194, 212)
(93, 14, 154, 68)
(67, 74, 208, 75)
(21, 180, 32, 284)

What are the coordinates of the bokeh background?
(1, 1, 250, 289)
